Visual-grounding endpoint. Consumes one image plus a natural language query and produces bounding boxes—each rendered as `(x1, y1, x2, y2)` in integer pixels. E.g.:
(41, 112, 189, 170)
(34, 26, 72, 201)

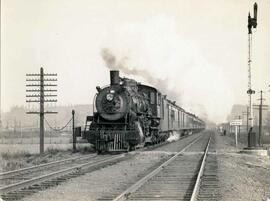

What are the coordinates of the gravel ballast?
(216, 133, 270, 201)
(20, 151, 171, 201)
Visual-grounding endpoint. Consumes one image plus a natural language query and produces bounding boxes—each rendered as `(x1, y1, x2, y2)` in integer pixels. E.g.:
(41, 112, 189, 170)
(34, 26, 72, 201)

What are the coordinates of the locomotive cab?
(137, 85, 163, 144)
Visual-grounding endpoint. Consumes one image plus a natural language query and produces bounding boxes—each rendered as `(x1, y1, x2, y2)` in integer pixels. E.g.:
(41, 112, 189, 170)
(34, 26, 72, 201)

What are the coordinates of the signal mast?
(247, 2, 257, 131)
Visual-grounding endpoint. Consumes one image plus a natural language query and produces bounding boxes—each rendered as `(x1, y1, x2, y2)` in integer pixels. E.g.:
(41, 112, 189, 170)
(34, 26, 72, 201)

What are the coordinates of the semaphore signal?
(246, 2, 258, 131)
(26, 67, 58, 154)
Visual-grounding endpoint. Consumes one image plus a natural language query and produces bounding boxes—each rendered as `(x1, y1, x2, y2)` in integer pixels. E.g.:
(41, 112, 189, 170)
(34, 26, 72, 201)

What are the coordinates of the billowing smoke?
(101, 48, 181, 103)
(99, 15, 234, 122)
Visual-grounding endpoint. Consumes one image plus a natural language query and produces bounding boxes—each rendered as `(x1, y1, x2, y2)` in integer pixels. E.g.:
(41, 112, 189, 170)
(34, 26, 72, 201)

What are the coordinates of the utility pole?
(258, 91, 263, 146)
(72, 110, 76, 151)
(26, 67, 58, 154)
(246, 2, 258, 131)
(253, 90, 268, 147)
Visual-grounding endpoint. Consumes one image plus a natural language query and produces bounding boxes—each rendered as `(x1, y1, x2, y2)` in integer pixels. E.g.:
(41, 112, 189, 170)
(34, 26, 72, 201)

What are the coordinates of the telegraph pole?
(72, 110, 76, 151)
(258, 91, 263, 145)
(26, 67, 58, 154)
(246, 2, 257, 131)
(253, 90, 268, 147)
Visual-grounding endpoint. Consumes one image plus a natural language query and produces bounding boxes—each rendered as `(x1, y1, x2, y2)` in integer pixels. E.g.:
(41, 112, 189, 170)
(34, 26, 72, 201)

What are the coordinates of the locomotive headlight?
(106, 93, 114, 101)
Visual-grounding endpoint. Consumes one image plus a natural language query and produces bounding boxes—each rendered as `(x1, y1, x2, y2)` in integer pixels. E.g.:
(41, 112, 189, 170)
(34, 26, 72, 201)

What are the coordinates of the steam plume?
(101, 48, 181, 103)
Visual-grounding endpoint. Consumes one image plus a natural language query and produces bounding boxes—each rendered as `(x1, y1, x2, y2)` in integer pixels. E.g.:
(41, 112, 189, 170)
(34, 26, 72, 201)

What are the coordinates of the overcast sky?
(1, 0, 270, 123)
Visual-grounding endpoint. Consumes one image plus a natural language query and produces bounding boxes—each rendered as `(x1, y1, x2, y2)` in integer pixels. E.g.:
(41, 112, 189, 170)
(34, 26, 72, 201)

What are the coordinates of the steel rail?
(113, 135, 203, 201)
(190, 133, 212, 201)
(0, 154, 125, 194)
(0, 154, 97, 179)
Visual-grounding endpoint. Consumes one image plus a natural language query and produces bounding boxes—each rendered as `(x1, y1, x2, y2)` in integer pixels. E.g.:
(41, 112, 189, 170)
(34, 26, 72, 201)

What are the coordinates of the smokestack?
(110, 70, 120, 85)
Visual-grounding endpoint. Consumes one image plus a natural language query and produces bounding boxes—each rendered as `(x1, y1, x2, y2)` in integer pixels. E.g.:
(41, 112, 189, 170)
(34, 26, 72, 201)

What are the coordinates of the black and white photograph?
(1, 0, 270, 200)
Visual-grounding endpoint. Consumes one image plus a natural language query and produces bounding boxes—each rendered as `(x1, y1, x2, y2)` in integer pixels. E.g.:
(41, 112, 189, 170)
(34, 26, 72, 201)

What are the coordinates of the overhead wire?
(44, 117, 73, 132)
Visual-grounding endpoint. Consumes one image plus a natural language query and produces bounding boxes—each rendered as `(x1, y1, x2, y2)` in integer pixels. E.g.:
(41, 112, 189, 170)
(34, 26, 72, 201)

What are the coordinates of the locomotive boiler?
(83, 70, 205, 152)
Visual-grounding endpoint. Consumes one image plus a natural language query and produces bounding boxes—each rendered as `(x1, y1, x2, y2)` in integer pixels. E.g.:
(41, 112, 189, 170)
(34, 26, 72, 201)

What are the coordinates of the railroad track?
(196, 133, 220, 201)
(104, 131, 220, 201)
(0, 154, 97, 186)
(0, 153, 132, 200)
(0, 132, 207, 201)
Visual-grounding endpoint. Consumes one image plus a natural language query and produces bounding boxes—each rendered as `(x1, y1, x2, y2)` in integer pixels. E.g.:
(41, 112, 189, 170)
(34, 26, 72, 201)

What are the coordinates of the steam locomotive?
(83, 70, 205, 152)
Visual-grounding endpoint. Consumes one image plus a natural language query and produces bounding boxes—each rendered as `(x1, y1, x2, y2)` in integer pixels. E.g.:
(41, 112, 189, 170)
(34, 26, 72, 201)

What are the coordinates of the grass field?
(0, 135, 93, 172)
(0, 135, 71, 144)
(0, 143, 74, 154)
(0, 135, 90, 154)
(0, 144, 93, 172)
